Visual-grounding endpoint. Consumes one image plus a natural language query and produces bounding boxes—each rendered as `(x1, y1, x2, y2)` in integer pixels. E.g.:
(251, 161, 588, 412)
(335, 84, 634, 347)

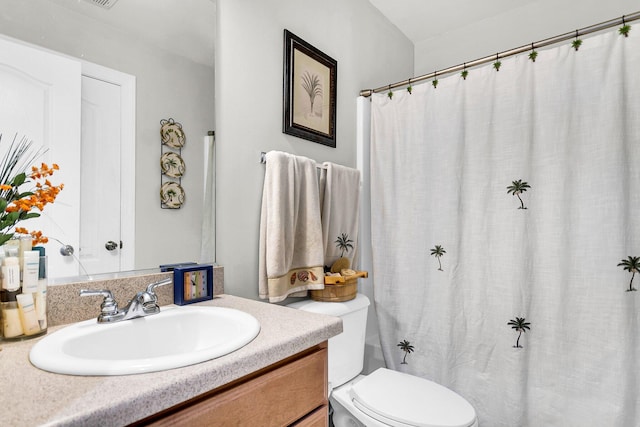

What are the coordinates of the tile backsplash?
(47, 266, 224, 326)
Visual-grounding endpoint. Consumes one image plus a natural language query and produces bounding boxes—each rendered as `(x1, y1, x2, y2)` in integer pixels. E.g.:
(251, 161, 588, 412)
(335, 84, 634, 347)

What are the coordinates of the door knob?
(105, 241, 118, 251)
(60, 244, 74, 256)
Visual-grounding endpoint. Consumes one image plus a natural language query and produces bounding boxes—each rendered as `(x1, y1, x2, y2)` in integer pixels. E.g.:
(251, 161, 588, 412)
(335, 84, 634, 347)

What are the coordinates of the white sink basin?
(30, 305, 260, 376)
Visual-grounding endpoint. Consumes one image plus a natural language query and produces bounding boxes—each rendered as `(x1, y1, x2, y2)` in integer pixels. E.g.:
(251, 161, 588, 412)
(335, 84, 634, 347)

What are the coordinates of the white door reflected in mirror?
(0, 35, 81, 278)
(80, 74, 123, 276)
(0, 35, 135, 279)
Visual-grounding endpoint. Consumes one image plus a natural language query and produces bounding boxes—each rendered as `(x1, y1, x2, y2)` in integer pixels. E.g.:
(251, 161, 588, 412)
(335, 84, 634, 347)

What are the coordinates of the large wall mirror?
(0, 0, 216, 282)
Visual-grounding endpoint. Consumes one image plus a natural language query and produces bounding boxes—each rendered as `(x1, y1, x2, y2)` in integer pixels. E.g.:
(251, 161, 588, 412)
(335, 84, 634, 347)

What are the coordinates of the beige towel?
(259, 151, 325, 302)
(319, 162, 361, 270)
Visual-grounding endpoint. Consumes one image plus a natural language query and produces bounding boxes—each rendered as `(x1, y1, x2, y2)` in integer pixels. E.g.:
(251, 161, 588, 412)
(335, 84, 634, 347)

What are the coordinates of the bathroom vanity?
(0, 294, 342, 426)
(138, 342, 328, 426)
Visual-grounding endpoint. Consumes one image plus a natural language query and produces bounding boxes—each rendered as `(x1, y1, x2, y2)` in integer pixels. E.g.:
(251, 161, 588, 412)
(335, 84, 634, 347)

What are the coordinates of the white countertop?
(0, 294, 342, 427)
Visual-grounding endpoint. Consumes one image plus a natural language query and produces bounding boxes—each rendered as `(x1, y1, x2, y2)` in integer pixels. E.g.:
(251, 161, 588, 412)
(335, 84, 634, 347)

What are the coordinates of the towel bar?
(260, 151, 327, 170)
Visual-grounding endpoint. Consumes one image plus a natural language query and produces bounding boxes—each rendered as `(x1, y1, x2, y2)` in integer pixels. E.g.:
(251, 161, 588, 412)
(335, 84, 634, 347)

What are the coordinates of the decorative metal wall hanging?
(160, 118, 186, 209)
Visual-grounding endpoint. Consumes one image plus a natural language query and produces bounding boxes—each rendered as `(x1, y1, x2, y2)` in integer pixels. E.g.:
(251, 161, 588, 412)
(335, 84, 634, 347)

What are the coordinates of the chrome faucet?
(80, 278, 173, 323)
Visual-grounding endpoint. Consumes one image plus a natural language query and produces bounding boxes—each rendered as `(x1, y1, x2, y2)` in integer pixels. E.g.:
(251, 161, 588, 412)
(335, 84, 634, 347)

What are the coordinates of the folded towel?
(259, 151, 325, 302)
(319, 162, 361, 270)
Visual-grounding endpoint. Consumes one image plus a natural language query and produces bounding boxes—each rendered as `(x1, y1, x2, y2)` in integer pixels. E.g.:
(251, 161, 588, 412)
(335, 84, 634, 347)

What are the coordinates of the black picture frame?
(283, 30, 337, 148)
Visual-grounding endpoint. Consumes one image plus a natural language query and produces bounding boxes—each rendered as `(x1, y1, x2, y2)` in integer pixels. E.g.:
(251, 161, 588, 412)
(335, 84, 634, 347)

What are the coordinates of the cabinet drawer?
(290, 405, 329, 427)
(145, 344, 328, 427)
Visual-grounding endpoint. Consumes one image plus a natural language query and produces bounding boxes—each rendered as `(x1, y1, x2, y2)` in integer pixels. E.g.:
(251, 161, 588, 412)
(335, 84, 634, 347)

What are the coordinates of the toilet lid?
(350, 368, 476, 427)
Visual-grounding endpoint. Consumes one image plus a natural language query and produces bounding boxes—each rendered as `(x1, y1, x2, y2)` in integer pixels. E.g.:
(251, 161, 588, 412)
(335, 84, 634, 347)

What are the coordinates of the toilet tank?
(288, 294, 370, 391)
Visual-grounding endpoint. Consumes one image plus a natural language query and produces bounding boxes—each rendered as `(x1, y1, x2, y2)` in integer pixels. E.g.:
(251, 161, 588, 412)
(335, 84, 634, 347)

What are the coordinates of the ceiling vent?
(83, 0, 119, 9)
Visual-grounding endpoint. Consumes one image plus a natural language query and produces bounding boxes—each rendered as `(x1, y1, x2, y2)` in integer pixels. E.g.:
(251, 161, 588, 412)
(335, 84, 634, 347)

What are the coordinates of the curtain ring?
(529, 42, 538, 62)
(494, 53, 502, 71)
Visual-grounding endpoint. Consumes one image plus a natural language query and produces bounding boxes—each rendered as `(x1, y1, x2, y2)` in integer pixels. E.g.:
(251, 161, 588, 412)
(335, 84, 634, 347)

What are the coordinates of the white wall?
(0, 0, 215, 270)
(215, 0, 414, 299)
(414, 0, 635, 75)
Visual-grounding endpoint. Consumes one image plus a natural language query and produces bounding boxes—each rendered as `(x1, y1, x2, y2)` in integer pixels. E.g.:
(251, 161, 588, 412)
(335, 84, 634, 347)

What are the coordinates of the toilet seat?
(349, 368, 476, 427)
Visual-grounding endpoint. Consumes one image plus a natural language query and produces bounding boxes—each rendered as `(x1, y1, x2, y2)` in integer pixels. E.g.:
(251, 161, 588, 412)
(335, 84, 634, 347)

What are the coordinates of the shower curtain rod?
(359, 11, 640, 97)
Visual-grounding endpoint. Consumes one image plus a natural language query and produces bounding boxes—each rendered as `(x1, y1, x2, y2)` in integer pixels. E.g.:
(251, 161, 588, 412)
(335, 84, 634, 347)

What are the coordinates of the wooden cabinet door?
(144, 344, 328, 427)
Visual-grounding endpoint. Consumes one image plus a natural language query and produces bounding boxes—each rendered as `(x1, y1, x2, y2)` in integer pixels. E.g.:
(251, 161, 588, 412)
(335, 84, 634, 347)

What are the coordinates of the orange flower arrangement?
(0, 135, 64, 246)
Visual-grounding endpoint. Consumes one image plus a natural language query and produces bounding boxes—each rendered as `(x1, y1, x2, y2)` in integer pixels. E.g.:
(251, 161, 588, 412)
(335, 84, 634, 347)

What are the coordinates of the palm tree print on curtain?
(397, 340, 415, 364)
(618, 256, 640, 292)
(301, 71, 322, 117)
(430, 245, 446, 271)
(507, 179, 531, 209)
(508, 317, 531, 348)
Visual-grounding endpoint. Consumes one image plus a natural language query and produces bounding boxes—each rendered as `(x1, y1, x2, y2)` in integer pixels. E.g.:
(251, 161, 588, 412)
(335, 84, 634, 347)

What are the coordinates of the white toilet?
(288, 294, 478, 427)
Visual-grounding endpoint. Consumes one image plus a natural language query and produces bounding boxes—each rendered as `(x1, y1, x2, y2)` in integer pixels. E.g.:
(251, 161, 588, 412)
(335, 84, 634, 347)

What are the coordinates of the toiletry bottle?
(34, 282, 47, 330)
(2, 250, 20, 293)
(33, 247, 47, 330)
(22, 250, 39, 293)
(3, 239, 20, 260)
(0, 246, 6, 274)
(33, 246, 46, 281)
(0, 247, 5, 307)
(22, 251, 39, 294)
(1, 291, 24, 338)
(1, 246, 23, 339)
(18, 234, 32, 270)
(16, 293, 41, 336)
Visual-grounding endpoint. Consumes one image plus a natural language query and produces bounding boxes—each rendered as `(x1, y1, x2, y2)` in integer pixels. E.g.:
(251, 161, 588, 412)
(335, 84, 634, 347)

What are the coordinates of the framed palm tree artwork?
(283, 29, 337, 147)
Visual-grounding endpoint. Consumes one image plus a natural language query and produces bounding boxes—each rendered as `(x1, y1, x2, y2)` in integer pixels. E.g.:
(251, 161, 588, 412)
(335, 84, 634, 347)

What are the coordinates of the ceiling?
(47, 0, 538, 66)
(48, 0, 216, 67)
(367, 0, 536, 44)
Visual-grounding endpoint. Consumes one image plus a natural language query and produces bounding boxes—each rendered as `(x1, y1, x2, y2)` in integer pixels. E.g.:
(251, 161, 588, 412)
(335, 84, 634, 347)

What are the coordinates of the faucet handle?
(145, 278, 173, 295)
(80, 289, 119, 316)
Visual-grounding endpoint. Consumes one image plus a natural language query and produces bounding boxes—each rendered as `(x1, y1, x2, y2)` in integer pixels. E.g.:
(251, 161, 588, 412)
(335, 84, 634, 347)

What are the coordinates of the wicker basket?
(310, 271, 368, 302)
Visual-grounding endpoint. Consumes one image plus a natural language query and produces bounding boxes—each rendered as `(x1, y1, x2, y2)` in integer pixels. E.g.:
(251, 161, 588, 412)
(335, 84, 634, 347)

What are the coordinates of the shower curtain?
(369, 28, 640, 426)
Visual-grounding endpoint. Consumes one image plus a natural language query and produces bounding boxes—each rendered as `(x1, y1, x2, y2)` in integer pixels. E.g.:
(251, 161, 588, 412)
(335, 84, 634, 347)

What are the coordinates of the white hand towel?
(319, 162, 361, 270)
(259, 151, 325, 302)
